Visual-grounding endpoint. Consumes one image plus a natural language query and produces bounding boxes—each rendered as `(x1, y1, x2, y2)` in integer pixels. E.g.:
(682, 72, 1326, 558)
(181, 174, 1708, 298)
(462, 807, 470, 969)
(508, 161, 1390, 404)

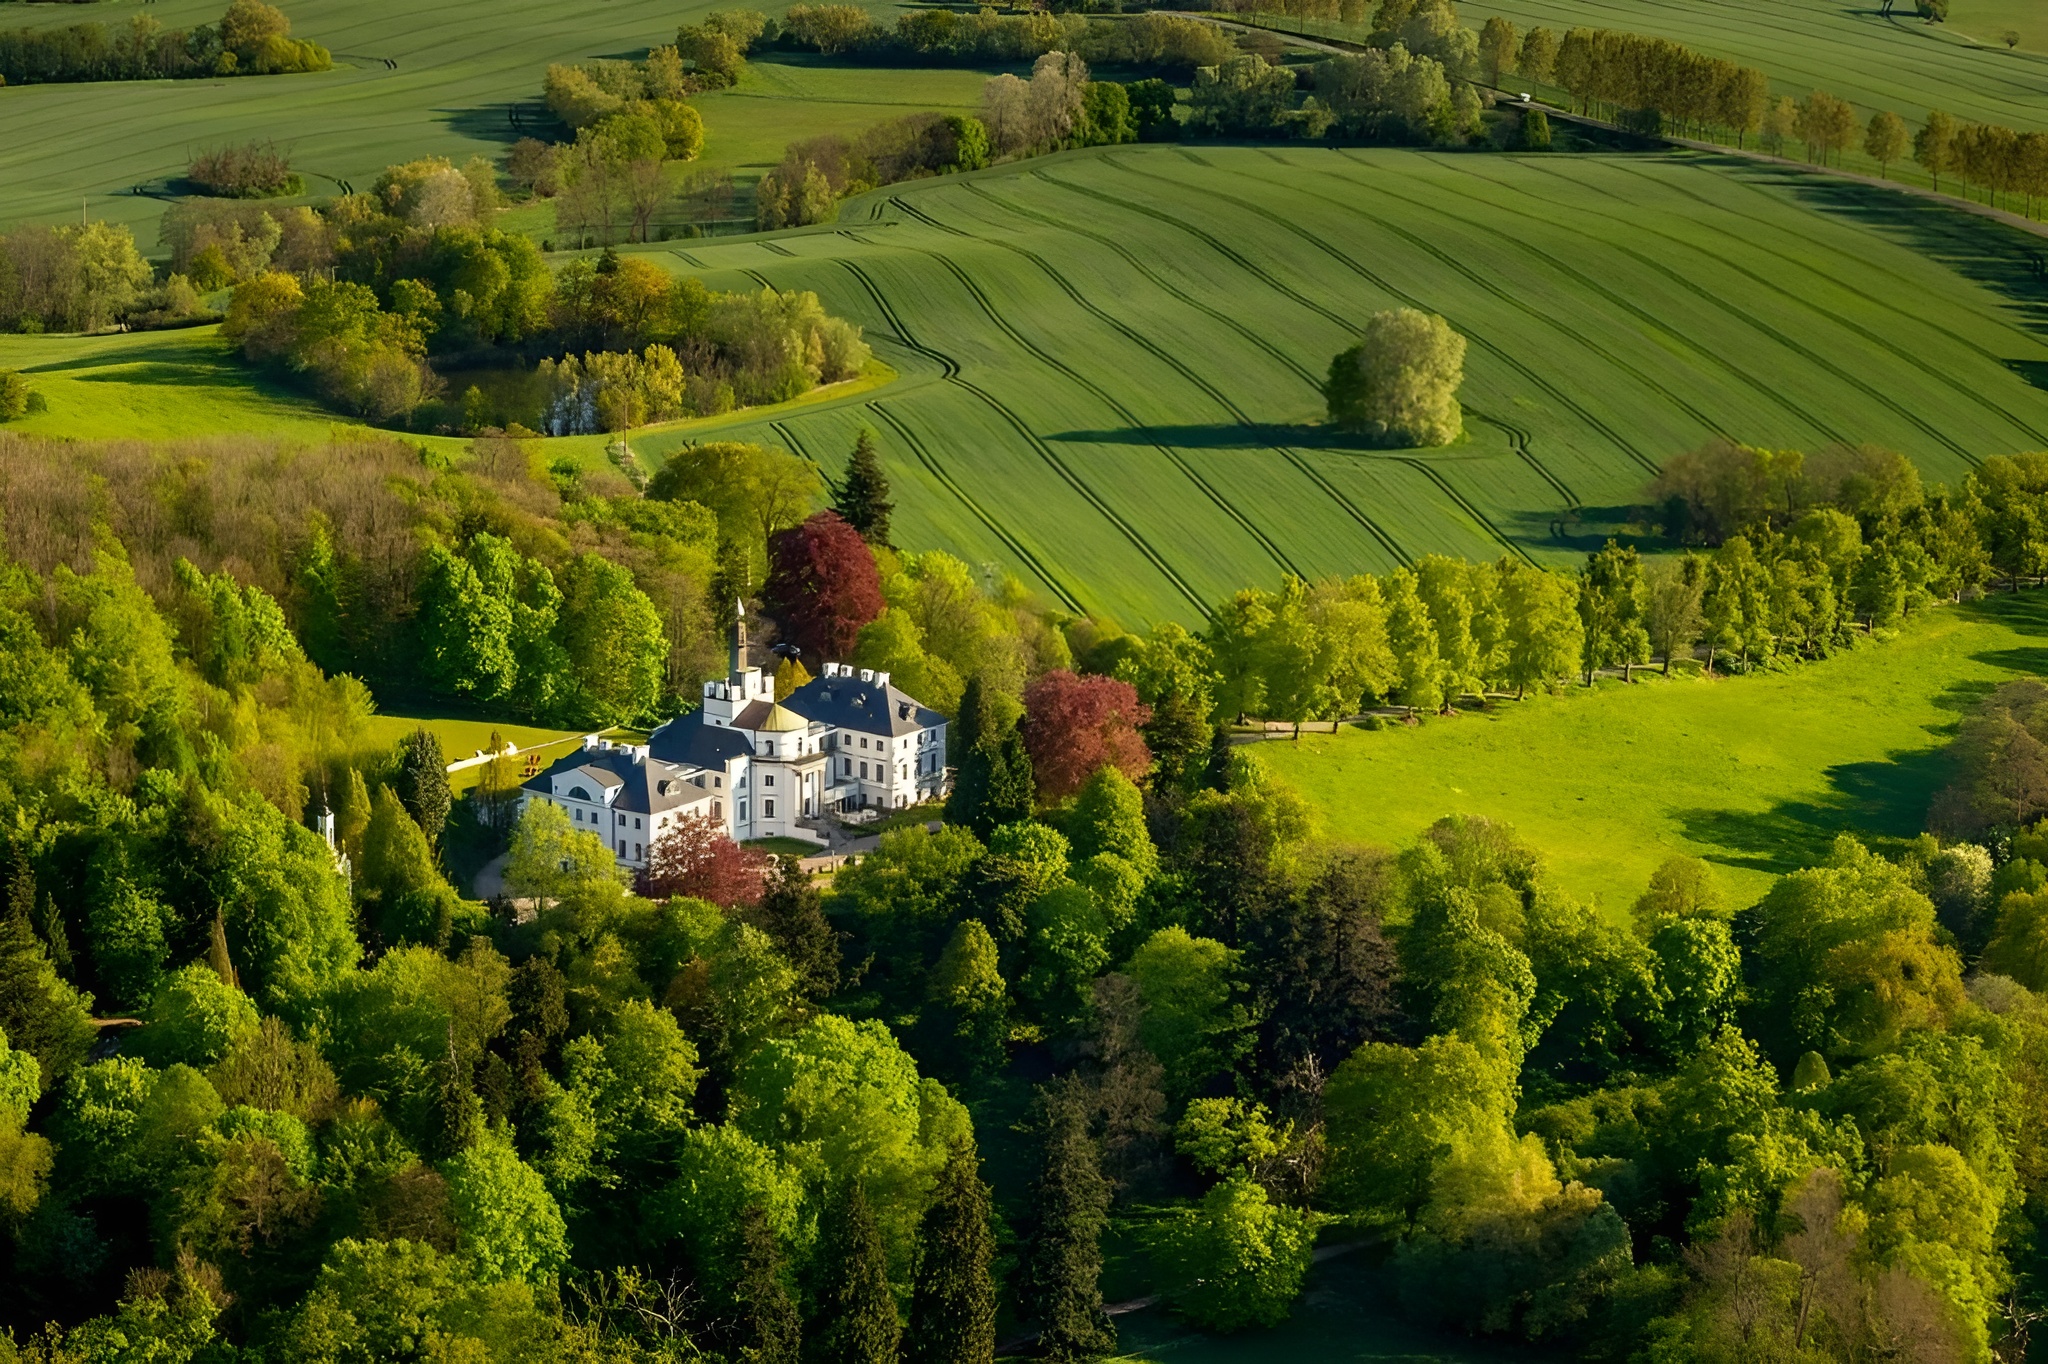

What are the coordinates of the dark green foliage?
(908, 1144, 997, 1364)
(394, 729, 452, 853)
(946, 677, 1036, 841)
(735, 1203, 802, 1364)
(1140, 691, 1209, 798)
(1126, 78, 1178, 139)
(429, 1024, 483, 1160)
(1243, 850, 1403, 1079)
(747, 858, 841, 1001)
(808, 1180, 900, 1364)
(1024, 1078, 1115, 1362)
(0, 858, 94, 1089)
(1520, 108, 1552, 149)
(835, 429, 894, 546)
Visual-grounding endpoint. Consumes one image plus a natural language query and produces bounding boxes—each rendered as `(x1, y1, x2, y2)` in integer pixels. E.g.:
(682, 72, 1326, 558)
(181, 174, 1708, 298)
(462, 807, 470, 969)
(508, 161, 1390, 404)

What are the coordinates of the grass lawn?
(1256, 590, 2048, 917)
(361, 711, 585, 792)
(0, 327, 356, 441)
(745, 836, 827, 856)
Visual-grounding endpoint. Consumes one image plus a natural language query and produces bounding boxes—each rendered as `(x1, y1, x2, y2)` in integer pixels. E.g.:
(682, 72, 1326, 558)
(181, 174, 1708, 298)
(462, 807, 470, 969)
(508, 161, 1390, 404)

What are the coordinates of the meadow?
(615, 144, 2048, 627)
(0, 0, 941, 235)
(1255, 588, 2048, 916)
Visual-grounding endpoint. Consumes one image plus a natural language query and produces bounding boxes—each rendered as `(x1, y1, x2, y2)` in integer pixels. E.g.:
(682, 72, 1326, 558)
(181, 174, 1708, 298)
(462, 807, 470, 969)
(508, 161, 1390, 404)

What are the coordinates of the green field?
(606, 145, 2048, 626)
(1254, 589, 2048, 916)
(1264, 0, 2048, 129)
(0, 0, 944, 235)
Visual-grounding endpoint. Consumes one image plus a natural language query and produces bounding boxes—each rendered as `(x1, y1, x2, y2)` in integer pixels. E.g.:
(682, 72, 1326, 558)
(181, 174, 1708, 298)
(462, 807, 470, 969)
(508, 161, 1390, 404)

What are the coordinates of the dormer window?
(569, 786, 592, 801)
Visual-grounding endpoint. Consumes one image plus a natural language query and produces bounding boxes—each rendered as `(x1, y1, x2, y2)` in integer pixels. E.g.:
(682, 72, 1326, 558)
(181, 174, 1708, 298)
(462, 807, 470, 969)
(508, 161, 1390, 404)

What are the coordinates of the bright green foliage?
(1747, 836, 1965, 1063)
(1175, 1097, 1285, 1177)
(284, 1236, 559, 1362)
(1323, 1033, 1513, 1228)
(168, 557, 305, 687)
(1495, 560, 1582, 698)
(733, 1014, 971, 1286)
(832, 823, 984, 1001)
(1152, 1175, 1318, 1333)
(1324, 309, 1466, 447)
(131, 963, 261, 1070)
(0, 877, 95, 1091)
(1647, 917, 1741, 1057)
(503, 799, 622, 911)
(651, 1122, 807, 1300)
(908, 1143, 997, 1364)
(927, 919, 1009, 1079)
(1066, 765, 1157, 881)
(1126, 928, 1250, 1102)
(562, 997, 699, 1169)
(557, 553, 668, 726)
(1984, 890, 2048, 990)
(441, 1131, 569, 1284)
(84, 857, 174, 1011)
(1578, 540, 1651, 683)
(201, 790, 362, 1015)
(361, 786, 464, 948)
(1022, 885, 1112, 1031)
(0, 1027, 39, 1125)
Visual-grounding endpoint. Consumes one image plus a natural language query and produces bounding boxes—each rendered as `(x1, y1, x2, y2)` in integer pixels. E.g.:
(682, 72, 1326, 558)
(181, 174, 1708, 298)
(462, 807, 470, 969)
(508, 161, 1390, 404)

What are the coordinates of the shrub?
(0, 371, 31, 421)
(188, 141, 301, 198)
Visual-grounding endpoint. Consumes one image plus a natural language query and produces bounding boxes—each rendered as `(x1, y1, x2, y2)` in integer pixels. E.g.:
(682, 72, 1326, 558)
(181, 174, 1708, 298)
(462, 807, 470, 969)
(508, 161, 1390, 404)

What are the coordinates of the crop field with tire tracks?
(621, 144, 2048, 627)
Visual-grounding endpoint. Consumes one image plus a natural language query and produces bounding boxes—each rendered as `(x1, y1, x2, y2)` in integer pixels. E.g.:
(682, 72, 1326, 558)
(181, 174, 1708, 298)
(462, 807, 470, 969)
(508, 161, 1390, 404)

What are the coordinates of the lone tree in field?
(1324, 308, 1466, 447)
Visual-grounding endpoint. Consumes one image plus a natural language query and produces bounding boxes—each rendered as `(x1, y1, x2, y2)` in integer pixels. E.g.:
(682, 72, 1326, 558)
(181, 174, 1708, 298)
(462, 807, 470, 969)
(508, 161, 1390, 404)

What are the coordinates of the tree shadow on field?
(1048, 419, 1486, 457)
(23, 341, 236, 377)
(443, 99, 553, 149)
(1716, 157, 2048, 338)
(1675, 743, 1955, 881)
(1677, 587, 2048, 881)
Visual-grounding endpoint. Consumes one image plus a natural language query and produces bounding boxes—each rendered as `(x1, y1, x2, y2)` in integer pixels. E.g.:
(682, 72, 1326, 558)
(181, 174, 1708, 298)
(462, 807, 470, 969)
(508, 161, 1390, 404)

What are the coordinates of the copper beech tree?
(639, 811, 773, 906)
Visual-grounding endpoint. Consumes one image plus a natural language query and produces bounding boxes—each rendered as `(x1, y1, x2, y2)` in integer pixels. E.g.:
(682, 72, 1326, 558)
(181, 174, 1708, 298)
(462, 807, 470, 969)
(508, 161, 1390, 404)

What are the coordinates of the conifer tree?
(809, 1180, 900, 1364)
(1024, 1078, 1114, 1362)
(395, 729, 452, 853)
(835, 429, 894, 546)
(947, 678, 1033, 838)
(0, 855, 94, 1091)
(909, 1143, 997, 1364)
(986, 729, 1036, 831)
(747, 857, 840, 1001)
(430, 1022, 482, 1159)
(735, 1204, 802, 1364)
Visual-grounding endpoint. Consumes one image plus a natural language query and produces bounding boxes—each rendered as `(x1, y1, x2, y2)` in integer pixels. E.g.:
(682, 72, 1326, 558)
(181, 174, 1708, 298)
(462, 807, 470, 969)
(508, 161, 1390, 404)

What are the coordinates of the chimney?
(875, 671, 891, 688)
(859, 668, 875, 683)
(583, 735, 600, 750)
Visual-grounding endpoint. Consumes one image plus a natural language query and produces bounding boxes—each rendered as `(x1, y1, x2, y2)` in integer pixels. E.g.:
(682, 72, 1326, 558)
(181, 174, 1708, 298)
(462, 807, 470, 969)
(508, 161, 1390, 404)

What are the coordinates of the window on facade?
(764, 775, 774, 788)
(574, 809, 582, 822)
(740, 801, 748, 821)
(634, 843, 642, 859)
(844, 758, 852, 775)
(634, 817, 641, 829)
(860, 736, 869, 749)
(765, 799, 775, 818)
(860, 762, 868, 779)
(713, 800, 722, 819)
(715, 777, 722, 788)
(617, 840, 625, 855)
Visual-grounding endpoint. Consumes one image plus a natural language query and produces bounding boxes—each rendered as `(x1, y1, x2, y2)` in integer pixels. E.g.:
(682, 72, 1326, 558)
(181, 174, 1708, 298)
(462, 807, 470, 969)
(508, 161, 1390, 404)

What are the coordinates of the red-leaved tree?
(761, 510, 884, 665)
(1021, 670, 1153, 801)
(639, 812, 773, 906)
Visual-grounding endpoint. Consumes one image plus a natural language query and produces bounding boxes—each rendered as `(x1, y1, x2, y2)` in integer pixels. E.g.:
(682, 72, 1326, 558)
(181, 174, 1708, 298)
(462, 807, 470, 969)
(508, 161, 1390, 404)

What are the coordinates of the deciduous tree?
(763, 511, 884, 664)
(1021, 671, 1151, 802)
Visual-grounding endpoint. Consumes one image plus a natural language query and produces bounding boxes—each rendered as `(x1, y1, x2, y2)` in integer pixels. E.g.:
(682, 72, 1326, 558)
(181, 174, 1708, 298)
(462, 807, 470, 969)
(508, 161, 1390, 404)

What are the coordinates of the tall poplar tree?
(835, 429, 894, 546)
(809, 1180, 899, 1364)
(909, 1144, 997, 1364)
(1024, 1078, 1114, 1362)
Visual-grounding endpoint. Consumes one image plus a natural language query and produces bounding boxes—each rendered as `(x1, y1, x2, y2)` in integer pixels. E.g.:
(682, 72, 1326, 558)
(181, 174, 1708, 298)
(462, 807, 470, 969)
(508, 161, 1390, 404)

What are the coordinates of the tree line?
(213, 153, 866, 424)
(0, 0, 327, 85)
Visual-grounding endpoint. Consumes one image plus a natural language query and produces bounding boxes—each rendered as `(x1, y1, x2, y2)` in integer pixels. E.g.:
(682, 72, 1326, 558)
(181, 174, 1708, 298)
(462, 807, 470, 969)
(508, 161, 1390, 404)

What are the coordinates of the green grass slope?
(621, 145, 2048, 626)
(1275, 0, 2048, 128)
(0, 0, 938, 235)
(1256, 590, 2048, 916)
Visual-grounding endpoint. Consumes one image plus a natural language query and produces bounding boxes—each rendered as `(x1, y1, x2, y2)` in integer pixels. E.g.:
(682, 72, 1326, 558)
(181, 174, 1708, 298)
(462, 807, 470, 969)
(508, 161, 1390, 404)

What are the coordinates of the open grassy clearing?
(1255, 589, 2048, 917)
(0, 0, 926, 235)
(1261, 0, 2048, 129)
(604, 144, 2048, 626)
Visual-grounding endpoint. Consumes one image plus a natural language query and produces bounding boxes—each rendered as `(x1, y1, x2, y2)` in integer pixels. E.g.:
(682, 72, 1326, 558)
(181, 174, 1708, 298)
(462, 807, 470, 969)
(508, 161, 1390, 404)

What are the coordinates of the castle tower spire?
(731, 598, 747, 677)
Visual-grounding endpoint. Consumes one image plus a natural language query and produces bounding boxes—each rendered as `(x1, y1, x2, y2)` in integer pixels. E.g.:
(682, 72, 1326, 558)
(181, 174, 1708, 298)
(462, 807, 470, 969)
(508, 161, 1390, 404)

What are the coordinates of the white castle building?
(520, 608, 948, 871)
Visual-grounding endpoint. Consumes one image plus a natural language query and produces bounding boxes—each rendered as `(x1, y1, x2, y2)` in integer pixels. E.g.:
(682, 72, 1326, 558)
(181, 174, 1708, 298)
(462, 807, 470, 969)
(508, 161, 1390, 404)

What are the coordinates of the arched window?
(568, 785, 592, 801)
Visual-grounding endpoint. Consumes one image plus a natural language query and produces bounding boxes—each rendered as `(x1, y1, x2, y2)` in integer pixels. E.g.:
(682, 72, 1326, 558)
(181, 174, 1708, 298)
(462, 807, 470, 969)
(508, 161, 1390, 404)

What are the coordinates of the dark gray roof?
(522, 747, 711, 815)
(647, 711, 755, 767)
(784, 675, 946, 737)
